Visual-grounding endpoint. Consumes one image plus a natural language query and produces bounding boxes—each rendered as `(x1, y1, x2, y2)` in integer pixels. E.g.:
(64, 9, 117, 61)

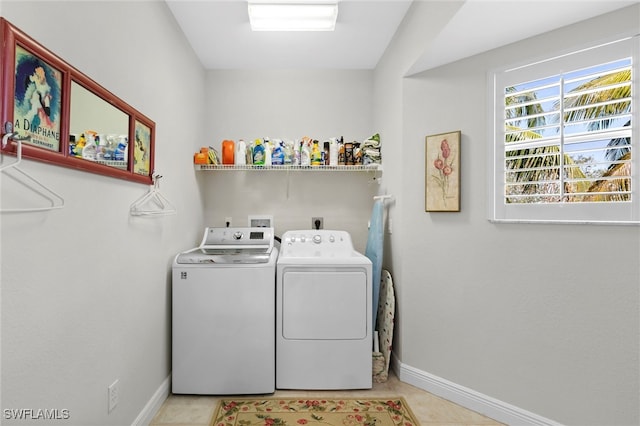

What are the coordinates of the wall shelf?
(195, 164, 382, 172)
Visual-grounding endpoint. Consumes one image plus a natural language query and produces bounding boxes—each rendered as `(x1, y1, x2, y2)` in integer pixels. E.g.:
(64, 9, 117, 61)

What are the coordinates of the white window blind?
(489, 36, 639, 224)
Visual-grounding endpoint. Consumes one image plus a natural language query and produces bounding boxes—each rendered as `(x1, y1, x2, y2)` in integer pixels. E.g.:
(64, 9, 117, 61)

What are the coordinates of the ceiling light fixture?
(248, 2, 338, 32)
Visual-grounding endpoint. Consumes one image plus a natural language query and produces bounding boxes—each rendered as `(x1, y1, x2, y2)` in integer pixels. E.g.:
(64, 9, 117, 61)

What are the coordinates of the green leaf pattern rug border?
(212, 397, 419, 426)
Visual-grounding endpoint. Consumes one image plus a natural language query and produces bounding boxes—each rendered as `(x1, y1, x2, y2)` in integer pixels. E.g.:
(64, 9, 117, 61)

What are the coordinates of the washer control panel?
(280, 230, 354, 257)
(200, 227, 274, 248)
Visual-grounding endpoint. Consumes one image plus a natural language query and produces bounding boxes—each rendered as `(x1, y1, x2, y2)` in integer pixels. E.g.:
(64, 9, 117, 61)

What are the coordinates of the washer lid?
(175, 248, 272, 264)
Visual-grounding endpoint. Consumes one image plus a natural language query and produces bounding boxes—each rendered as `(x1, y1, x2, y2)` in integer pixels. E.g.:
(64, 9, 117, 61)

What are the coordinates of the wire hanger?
(1, 122, 65, 213)
(129, 172, 177, 216)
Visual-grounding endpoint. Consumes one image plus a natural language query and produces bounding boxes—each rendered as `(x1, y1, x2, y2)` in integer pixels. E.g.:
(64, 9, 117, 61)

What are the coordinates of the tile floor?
(150, 371, 504, 425)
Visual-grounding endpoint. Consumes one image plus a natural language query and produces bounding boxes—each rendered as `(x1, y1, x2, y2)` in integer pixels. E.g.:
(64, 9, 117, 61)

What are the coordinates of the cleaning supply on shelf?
(300, 137, 311, 167)
(338, 140, 345, 165)
(323, 141, 330, 165)
(235, 139, 246, 165)
(194, 150, 208, 164)
(74, 133, 86, 157)
(293, 140, 301, 166)
(329, 137, 339, 166)
(69, 134, 78, 156)
(95, 134, 106, 160)
(344, 142, 354, 165)
(284, 140, 293, 165)
(272, 140, 285, 165)
(207, 146, 219, 164)
(354, 142, 362, 165)
(222, 140, 235, 165)
(194, 146, 219, 164)
(264, 140, 272, 166)
(114, 136, 128, 162)
(252, 138, 265, 165)
(105, 134, 118, 160)
(246, 141, 253, 165)
(82, 131, 98, 160)
(311, 140, 322, 166)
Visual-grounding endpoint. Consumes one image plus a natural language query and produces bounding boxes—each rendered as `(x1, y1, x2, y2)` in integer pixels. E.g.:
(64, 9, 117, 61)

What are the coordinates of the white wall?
(372, 0, 465, 362)
(1, 2, 206, 425)
(376, 2, 639, 425)
(201, 70, 379, 251)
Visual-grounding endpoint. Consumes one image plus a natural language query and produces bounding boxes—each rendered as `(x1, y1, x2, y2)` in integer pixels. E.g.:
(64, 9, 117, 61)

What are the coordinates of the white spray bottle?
(236, 139, 246, 165)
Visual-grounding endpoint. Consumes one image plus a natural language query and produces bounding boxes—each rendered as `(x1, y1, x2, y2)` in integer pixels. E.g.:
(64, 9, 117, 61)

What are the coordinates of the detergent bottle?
(301, 140, 311, 166)
(293, 140, 301, 166)
(73, 134, 86, 157)
(69, 134, 77, 156)
(114, 136, 128, 162)
(82, 131, 98, 160)
(235, 139, 246, 165)
(264, 140, 272, 167)
(284, 140, 293, 165)
(105, 134, 117, 160)
(311, 140, 322, 166)
(252, 139, 265, 165)
(95, 134, 108, 160)
(222, 140, 235, 165)
(329, 137, 339, 166)
(272, 140, 284, 165)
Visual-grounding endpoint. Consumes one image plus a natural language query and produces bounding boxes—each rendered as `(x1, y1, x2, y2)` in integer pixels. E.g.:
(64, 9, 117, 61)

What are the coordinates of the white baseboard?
(132, 375, 171, 426)
(391, 356, 563, 426)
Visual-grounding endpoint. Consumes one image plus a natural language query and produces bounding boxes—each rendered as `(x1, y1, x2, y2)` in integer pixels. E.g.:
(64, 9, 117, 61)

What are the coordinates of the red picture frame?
(0, 17, 155, 185)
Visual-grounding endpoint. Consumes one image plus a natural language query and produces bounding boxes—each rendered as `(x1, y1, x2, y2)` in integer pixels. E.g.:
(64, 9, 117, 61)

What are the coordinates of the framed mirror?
(0, 17, 155, 184)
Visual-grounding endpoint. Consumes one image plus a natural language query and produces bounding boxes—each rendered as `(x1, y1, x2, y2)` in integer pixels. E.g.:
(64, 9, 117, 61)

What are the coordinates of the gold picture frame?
(425, 131, 460, 212)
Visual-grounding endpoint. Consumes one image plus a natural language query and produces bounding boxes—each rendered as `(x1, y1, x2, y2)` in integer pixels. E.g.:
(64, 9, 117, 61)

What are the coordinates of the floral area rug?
(211, 397, 419, 426)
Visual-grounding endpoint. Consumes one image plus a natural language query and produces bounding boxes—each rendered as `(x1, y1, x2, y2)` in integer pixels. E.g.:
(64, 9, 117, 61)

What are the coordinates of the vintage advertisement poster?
(134, 120, 151, 176)
(13, 45, 62, 152)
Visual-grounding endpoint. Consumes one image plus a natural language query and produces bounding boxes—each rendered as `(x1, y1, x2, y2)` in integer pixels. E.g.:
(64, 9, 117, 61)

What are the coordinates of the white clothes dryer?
(276, 230, 372, 390)
(172, 227, 277, 395)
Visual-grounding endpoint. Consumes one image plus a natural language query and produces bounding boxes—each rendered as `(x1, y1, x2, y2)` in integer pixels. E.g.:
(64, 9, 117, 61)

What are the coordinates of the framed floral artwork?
(425, 131, 460, 212)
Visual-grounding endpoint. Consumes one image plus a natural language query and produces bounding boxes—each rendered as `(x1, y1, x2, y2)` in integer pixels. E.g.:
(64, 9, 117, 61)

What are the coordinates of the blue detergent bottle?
(272, 141, 284, 165)
(114, 136, 128, 162)
(252, 139, 265, 165)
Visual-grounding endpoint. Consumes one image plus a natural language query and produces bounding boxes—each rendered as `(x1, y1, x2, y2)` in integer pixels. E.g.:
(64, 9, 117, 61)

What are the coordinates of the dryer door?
(282, 270, 368, 340)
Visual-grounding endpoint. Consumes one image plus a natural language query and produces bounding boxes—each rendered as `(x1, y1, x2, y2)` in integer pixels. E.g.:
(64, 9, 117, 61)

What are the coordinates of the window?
(489, 36, 639, 224)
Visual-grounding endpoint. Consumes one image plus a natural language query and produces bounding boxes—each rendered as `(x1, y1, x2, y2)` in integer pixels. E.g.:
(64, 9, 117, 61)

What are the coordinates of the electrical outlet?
(224, 217, 232, 227)
(248, 215, 273, 228)
(312, 217, 323, 230)
(108, 379, 119, 413)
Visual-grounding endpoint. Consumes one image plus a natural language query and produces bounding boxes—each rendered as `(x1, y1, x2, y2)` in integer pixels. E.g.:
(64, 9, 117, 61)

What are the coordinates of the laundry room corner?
(200, 68, 379, 251)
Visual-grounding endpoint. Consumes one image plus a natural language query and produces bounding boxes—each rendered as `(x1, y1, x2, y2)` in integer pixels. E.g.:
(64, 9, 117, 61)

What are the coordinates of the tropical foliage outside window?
(490, 35, 638, 224)
(504, 58, 631, 204)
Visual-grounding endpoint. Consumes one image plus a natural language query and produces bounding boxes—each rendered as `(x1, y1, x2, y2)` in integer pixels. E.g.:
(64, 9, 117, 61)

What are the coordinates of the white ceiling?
(166, 0, 638, 73)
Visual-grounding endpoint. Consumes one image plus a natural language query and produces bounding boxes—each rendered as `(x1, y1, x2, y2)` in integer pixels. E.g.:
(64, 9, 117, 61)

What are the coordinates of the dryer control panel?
(280, 230, 355, 258)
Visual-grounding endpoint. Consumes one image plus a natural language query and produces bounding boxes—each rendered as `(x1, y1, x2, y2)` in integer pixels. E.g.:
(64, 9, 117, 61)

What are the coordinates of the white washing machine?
(276, 230, 372, 390)
(172, 227, 278, 395)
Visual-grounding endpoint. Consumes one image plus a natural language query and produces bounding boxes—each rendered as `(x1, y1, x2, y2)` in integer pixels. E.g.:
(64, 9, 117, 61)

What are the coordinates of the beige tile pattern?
(150, 372, 504, 426)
